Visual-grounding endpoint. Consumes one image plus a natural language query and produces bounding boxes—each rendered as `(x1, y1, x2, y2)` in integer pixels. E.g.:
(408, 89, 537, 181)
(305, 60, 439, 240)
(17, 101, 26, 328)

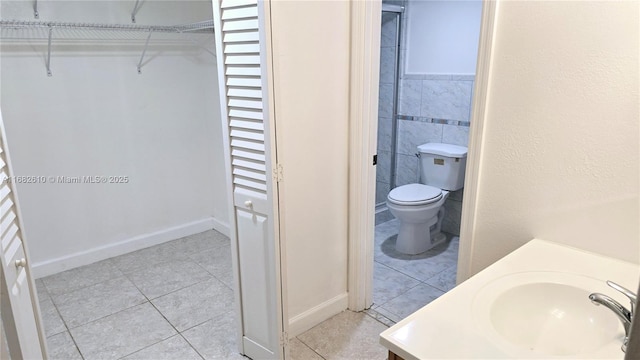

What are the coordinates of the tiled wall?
(395, 75, 473, 186)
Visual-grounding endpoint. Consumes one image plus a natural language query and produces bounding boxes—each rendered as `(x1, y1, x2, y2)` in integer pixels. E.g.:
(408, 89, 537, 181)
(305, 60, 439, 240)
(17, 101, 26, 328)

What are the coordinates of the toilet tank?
(418, 143, 468, 191)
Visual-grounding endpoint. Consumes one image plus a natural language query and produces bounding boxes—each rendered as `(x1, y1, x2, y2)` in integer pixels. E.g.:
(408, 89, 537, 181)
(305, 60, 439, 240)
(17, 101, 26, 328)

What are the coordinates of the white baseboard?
(212, 217, 230, 237)
(288, 293, 349, 337)
(32, 217, 217, 278)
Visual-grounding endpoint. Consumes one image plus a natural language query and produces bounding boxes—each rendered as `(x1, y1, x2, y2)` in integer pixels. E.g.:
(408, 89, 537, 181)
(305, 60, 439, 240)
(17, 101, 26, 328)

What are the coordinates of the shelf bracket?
(137, 29, 153, 74)
(131, 0, 142, 23)
(46, 26, 53, 76)
(33, 0, 39, 19)
(184, 36, 216, 57)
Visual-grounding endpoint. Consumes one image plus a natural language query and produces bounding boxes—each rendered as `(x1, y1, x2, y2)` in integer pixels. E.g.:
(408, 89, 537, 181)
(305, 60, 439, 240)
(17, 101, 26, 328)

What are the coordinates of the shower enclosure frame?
(377, 3, 404, 206)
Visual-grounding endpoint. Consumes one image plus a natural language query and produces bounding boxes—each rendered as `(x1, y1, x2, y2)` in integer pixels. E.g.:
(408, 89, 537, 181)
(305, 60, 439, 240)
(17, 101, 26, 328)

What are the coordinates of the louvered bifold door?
(0, 111, 46, 359)
(212, 1, 284, 359)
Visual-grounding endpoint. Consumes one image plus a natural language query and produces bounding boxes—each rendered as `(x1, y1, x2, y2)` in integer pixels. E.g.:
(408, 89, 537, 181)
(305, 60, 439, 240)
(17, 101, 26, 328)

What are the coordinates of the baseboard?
(212, 217, 231, 237)
(31, 217, 217, 278)
(288, 293, 349, 337)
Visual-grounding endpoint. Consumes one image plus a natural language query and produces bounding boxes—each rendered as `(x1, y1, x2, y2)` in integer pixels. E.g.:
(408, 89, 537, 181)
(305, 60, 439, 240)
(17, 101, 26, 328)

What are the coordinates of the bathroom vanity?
(380, 239, 640, 359)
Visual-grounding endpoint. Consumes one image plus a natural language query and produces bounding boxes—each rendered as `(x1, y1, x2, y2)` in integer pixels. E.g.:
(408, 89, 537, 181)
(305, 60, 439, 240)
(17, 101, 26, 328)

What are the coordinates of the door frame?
(347, 0, 381, 311)
(347, 0, 499, 308)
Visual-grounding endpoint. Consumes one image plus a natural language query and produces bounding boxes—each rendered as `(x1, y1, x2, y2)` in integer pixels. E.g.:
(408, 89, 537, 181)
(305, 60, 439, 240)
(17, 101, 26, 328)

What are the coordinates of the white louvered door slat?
(225, 55, 261, 65)
(228, 98, 263, 109)
(229, 129, 265, 142)
(222, 19, 259, 31)
(231, 138, 265, 152)
(232, 148, 266, 162)
(221, 0, 257, 9)
(212, 0, 284, 359)
(229, 119, 264, 131)
(227, 77, 262, 88)
(227, 67, 262, 77)
(232, 158, 267, 172)
(225, 43, 261, 54)
(224, 31, 260, 43)
(229, 108, 263, 120)
(0, 109, 47, 359)
(227, 88, 263, 99)
(221, 6, 259, 20)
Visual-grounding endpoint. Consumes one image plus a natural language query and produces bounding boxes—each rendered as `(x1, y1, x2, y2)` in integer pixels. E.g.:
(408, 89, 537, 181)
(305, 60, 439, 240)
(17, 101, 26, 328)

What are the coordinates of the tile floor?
(36, 230, 239, 360)
(368, 219, 459, 324)
(36, 219, 458, 360)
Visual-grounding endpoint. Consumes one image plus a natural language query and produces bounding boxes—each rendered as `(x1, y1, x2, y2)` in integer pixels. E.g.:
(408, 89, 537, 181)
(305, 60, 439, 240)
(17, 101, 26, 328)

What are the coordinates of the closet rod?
(0, 19, 214, 34)
(1, 19, 214, 76)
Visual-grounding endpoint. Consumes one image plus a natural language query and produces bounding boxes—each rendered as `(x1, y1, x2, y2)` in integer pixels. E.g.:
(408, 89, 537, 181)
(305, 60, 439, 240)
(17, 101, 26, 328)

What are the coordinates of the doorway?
(367, 0, 483, 323)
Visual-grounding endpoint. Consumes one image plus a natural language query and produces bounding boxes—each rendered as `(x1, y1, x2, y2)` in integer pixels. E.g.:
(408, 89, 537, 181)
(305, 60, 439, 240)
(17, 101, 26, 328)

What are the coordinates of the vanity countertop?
(379, 239, 640, 359)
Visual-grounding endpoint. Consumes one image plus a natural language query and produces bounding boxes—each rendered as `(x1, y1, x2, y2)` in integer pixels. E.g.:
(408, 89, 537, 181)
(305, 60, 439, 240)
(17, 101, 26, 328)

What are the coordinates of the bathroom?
(370, 0, 482, 323)
(1, 0, 639, 359)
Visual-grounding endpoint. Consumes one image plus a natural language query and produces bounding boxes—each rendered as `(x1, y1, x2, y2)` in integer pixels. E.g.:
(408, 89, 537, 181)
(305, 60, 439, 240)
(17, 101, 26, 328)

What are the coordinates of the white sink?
(380, 239, 639, 360)
(472, 272, 623, 357)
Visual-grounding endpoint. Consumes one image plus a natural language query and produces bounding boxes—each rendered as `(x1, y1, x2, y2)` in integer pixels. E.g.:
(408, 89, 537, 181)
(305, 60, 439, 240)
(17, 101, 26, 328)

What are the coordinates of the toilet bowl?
(386, 142, 468, 255)
(387, 184, 449, 254)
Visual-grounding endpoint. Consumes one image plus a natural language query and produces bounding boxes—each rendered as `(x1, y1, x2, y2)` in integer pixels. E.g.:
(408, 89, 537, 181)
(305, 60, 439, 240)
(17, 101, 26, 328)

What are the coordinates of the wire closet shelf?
(0, 19, 215, 76)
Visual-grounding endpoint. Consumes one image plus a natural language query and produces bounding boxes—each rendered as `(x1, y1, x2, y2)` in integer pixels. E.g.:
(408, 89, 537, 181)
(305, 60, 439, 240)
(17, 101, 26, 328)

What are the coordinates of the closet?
(0, 0, 225, 277)
(1, 0, 229, 358)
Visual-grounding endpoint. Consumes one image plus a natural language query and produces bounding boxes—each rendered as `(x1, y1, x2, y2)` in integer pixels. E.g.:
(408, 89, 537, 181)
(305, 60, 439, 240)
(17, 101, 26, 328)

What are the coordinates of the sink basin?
(473, 271, 624, 357)
(380, 240, 639, 360)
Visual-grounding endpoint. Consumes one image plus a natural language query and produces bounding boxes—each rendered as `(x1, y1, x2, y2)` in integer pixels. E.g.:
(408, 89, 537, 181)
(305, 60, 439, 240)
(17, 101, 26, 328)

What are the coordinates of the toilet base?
(394, 208, 448, 255)
(396, 228, 447, 255)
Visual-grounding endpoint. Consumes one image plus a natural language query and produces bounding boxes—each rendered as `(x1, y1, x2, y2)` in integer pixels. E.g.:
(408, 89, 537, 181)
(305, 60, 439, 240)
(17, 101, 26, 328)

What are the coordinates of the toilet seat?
(387, 184, 442, 206)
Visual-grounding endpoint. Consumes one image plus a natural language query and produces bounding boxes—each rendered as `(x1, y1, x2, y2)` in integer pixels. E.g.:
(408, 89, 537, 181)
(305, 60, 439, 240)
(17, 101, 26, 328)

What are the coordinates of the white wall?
(0, 1, 229, 276)
(405, 0, 482, 75)
(463, 0, 639, 276)
(269, 1, 350, 335)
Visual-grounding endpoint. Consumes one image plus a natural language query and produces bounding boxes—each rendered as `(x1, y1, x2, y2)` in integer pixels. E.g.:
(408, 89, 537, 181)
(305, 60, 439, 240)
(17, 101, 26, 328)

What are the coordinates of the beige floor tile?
(126, 260, 212, 299)
(424, 265, 457, 292)
(122, 335, 203, 360)
(188, 243, 236, 289)
(46, 331, 82, 360)
(39, 298, 66, 337)
(42, 259, 123, 295)
(373, 262, 420, 307)
(110, 241, 189, 274)
(151, 278, 234, 332)
(70, 302, 176, 360)
(181, 313, 245, 360)
(290, 338, 324, 360)
(35, 278, 51, 303)
(52, 276, 146, 328)
(174, 230, 229, 255)
(376, 284, 444, 323)
(298, 311, 388, 360)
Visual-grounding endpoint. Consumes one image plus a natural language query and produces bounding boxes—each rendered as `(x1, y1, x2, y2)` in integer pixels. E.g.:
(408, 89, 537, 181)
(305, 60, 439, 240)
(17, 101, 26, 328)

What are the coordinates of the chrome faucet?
(589, 280, 637, 353)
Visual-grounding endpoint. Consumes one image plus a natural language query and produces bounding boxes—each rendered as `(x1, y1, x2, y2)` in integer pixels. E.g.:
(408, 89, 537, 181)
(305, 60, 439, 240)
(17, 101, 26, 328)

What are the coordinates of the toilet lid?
(387, 184, 442, 205)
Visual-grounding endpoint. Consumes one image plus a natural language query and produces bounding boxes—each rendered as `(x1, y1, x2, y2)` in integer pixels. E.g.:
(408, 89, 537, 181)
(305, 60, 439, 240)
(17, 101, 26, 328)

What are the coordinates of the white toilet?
(387, 143, 468, 254)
